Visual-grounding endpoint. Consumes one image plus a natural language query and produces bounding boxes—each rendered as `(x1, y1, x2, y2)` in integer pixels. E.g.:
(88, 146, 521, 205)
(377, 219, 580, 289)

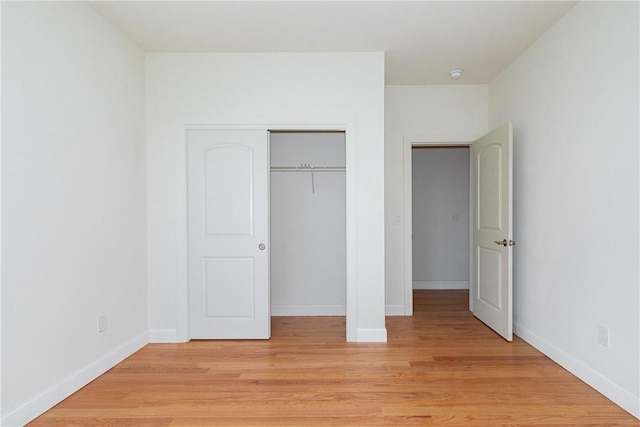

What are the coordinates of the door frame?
(402, 134, 480, 315)
(178, 120, 357, 342)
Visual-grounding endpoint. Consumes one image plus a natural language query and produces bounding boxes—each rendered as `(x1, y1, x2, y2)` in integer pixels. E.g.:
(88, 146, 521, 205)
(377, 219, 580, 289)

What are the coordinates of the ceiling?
(88, 1, 577, 85)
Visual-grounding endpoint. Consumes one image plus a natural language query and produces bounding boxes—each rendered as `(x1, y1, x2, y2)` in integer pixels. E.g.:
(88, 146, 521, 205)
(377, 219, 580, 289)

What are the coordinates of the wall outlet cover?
(597, 325, 609, 348)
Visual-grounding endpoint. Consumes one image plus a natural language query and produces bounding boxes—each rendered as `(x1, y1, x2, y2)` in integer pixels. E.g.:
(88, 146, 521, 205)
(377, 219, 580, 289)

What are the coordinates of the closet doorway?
(411, 146, 470, 293)
(270, 131, 347, 319)
(403, 140, 473, 316)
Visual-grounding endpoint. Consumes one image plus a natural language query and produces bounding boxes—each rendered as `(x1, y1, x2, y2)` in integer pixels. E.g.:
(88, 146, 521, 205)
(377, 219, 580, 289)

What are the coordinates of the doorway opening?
(403, 123, 514, 341)
(403, 141, 473, 315)
(269, 131, 347, 336)
(411, 146, 470, 295)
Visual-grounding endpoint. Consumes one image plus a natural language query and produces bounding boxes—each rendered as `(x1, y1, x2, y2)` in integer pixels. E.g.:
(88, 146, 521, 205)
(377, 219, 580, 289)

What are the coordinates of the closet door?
(187, 129, 270, 339)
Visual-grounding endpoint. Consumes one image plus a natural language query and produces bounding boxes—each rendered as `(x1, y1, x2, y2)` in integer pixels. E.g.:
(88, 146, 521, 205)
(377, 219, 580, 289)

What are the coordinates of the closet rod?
(270, 165, 345, 172)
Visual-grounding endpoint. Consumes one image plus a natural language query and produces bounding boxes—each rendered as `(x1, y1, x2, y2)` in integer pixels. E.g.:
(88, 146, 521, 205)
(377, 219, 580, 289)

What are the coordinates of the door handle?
(258, 243, 266, 250)
(494, 239, 516, 247)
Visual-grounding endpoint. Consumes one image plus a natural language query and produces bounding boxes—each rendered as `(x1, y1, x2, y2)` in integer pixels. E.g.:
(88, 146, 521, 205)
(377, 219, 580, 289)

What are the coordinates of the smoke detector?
(449, 69, 464, 80)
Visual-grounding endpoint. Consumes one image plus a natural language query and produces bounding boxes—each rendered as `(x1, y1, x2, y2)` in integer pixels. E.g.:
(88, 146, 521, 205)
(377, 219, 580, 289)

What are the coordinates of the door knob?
(258, 243, 266, 250)
(494, 239, 508, 247)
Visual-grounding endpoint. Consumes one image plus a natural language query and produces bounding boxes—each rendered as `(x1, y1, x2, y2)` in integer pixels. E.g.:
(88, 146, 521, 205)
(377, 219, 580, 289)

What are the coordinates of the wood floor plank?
(28, 290, 638, 426)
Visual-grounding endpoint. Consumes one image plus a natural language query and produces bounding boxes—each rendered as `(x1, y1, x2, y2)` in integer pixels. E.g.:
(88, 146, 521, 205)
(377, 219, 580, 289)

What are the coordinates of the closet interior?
(269, 131, 346, 316)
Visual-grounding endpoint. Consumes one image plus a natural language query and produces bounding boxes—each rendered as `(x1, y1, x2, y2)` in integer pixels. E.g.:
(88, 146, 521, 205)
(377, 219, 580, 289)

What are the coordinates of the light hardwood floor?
(29, 290, 638, 426)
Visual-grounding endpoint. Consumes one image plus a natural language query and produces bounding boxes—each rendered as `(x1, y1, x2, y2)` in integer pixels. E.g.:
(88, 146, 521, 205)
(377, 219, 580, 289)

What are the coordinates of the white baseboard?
(271, 304, 345, 316)
(514, 322, 640, 419)
(413, 280, 469, 290)
(1, 331, 148, 427)
(149, 329, 178, 343)
(385, 304, 406, 316)
(356, 327, 387, 342)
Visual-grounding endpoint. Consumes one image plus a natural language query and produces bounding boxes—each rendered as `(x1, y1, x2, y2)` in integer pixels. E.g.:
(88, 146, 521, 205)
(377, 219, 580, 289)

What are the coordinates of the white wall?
(270, 132, 346, 315)
(145, 52, 385, 342)
(489, 1, 639, 417)
(1, 2, 147, 425)
(412, 148, 469, 289)
(385, 85, 487, 313)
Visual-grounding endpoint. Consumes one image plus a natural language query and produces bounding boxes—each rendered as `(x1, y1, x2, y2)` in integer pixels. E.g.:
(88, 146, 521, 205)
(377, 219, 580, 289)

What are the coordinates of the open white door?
(472, 123, 513, 341)
(187, 129, 270, 339)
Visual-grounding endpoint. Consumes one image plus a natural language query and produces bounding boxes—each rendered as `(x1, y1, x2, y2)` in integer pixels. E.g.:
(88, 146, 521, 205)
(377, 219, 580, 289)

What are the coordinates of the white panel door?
(187, 129, 270, 339)
(472, 123, 513, 341)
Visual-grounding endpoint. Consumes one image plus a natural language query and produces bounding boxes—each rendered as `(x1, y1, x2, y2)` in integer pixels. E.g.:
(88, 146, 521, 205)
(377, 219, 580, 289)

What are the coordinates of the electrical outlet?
(97, 314, 107, 333)
(597, 325, 609, 348)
